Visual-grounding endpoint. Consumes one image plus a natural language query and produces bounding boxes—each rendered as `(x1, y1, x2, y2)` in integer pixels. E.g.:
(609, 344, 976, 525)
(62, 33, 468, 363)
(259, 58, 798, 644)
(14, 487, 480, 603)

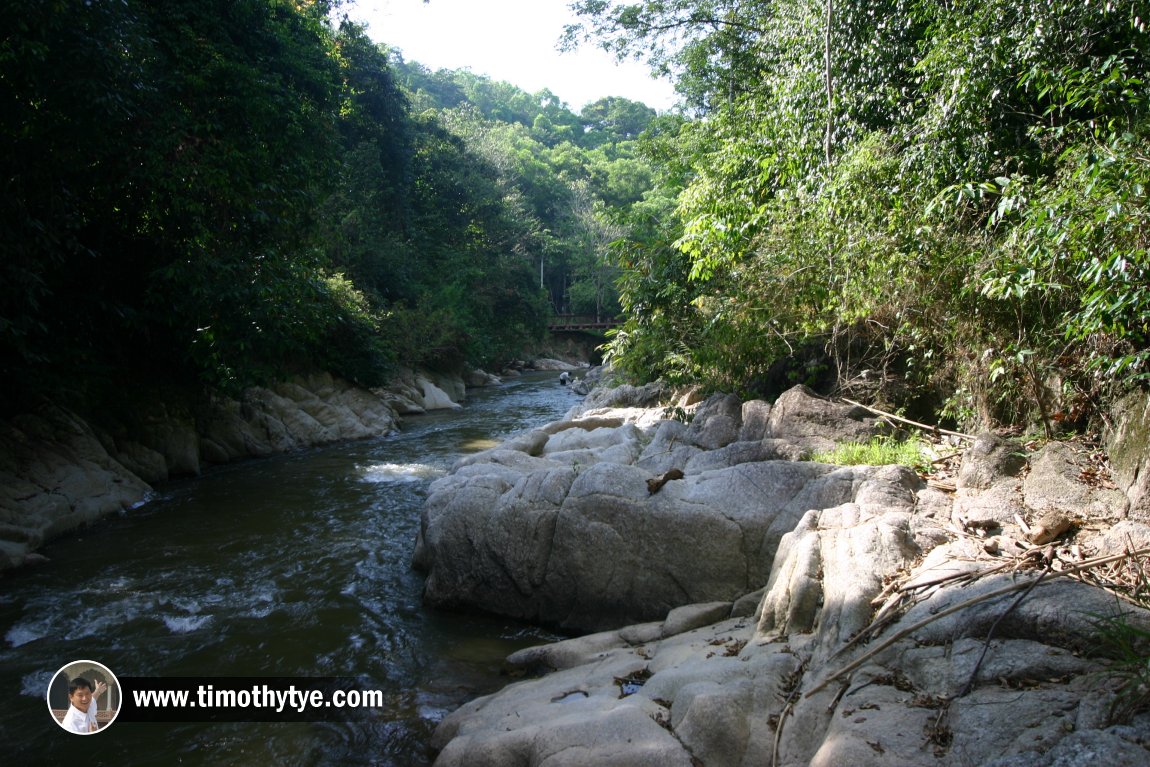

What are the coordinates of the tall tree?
(2, 0, 346, 398)
(581, 0, 1150, 426)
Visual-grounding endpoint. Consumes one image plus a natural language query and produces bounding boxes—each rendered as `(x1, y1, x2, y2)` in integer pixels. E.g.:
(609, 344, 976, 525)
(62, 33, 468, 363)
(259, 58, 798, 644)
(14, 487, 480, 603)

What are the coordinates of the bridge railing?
(547, 314, 623, 331)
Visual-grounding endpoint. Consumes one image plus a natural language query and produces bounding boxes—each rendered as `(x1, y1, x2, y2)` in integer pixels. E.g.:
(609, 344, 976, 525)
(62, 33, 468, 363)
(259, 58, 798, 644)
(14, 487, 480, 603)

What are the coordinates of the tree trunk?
(824, 0, 834, 166)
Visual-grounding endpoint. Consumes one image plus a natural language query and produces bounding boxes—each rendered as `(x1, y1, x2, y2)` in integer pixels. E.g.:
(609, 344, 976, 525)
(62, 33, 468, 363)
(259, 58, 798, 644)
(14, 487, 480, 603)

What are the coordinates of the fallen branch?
(771, 660, 806, 767)
(833, 561, 1006, 662)
(841, 398, 976, 441)
(804, 546, 1150, 698)
(957, 556, 1053, 698)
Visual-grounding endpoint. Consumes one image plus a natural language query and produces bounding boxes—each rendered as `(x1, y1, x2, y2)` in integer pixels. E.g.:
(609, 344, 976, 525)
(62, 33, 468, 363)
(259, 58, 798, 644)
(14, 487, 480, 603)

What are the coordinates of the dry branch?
(840, 398, 976, 441)
(804, 546, 1150, 698)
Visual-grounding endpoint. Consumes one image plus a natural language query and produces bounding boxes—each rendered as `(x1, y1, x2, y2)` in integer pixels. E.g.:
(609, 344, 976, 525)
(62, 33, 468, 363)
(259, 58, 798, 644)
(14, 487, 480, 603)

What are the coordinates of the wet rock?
(464, 368, 502, 388)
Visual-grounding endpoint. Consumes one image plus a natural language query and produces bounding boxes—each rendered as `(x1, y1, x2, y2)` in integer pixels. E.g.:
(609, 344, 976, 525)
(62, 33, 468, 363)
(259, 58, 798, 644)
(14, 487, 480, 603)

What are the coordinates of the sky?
(338, 0, 679, 112)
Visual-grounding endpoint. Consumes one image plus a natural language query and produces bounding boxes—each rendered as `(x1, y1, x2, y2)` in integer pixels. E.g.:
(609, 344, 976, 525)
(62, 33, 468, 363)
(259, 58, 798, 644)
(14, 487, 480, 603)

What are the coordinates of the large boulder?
(1023, 441, 1126, 523)
(415, 386, 922, 632)
(373, 367, 466, 414)
(430, 486, 1150, 767)
(1106, 390, 1150, 520)
(765, 384, 889, 452)
(684, 392, 744, 450)
(529, 357, 580, 371)
(198, 372, 400, 463)
(957, 433, 1027, 491)
(953, 433, 1028, 528)
(756, 466, 925, 658)
(418, 456, 899, 631)
(416, 375, 462, 411)
(0, 406, 152, 570)
(575, 380, 668, 411)
(425, 385, 1150, 766)
(464, 368, 502, 388)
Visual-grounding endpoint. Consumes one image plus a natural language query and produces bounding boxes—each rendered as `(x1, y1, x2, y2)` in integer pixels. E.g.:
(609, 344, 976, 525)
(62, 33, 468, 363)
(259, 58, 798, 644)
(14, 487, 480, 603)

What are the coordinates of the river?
(0, 373, 580, 766)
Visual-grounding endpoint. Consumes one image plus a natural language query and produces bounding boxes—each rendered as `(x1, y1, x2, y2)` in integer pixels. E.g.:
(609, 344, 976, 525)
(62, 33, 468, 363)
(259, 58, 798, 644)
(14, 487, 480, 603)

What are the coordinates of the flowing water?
(0, 373, 581, 766)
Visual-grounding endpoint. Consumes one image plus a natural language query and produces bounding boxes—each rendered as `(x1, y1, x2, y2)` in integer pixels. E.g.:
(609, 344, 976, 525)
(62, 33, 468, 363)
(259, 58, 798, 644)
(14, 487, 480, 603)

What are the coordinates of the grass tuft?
(809, 436, 928, 472)
(1089, 610, 1150, 724)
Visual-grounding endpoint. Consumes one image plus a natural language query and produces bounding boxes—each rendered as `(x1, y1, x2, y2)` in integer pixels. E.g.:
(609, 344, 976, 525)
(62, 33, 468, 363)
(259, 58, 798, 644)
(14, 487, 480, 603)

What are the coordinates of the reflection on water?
(457, 437, 501, 452)
(0, 373, 581, 766)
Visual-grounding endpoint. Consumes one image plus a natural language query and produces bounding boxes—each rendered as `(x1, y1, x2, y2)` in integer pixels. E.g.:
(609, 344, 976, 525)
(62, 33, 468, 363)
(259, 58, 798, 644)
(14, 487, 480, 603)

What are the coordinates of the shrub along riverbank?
(569, 0, 1149, 437)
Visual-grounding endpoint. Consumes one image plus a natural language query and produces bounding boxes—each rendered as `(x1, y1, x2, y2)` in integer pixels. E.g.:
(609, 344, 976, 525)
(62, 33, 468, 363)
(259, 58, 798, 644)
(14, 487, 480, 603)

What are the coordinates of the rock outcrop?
(0, 405, 153, 571)
(0, 368, 476, 570)
(414, 387, 892, 632)
(1107, 389, 1150, 521)
(422, 384, 1150, 766)
(198, 372, 404, 466)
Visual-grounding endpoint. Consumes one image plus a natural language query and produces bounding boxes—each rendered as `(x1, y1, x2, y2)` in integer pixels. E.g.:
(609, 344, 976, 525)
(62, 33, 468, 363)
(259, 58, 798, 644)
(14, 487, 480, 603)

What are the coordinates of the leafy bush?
(585, 0, 1149, 433)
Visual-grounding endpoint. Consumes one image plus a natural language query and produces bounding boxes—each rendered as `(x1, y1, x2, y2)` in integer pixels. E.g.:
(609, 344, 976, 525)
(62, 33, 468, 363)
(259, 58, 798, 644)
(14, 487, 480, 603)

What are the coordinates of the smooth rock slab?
(417, 452, 886, 631)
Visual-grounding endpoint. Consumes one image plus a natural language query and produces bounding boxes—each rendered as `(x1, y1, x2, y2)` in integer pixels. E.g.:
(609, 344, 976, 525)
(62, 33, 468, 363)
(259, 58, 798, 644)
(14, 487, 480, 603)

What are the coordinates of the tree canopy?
(573, 0, 1149, 430)
(1, 1, 663, 413)
(8, 0, 1143, 434)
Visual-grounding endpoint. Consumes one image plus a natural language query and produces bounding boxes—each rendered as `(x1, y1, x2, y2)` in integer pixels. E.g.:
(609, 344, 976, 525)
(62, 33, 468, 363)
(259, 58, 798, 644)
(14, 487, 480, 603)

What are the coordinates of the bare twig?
(957, 556, 1054, 697)
(771, 698, 795, 767)
(804, 547, 1150, 698)
(1014, 514, 1032, 537)
(771, 660, 806, 767)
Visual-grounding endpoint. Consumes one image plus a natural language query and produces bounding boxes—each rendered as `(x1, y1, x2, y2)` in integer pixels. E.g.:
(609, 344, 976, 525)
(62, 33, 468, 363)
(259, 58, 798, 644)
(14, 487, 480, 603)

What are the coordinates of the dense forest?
(3, 0, 1147, 435)
(0, 0, 661, 414)
(571, 0, 1149, 432)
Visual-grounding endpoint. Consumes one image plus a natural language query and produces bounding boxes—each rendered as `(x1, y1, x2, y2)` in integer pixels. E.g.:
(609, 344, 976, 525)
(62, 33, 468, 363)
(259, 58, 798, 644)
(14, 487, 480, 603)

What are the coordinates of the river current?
(0, 373, 579, 765)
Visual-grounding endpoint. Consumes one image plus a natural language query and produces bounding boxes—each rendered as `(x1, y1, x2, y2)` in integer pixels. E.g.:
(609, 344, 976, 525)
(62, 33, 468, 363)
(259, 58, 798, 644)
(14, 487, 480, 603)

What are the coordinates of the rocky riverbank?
(0, 364, 581, 572)
(417, 384, 1150, 766)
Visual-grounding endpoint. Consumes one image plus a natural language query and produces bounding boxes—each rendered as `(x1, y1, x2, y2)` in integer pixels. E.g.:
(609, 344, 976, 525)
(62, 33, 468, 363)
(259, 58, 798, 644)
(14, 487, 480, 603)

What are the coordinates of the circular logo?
(47, 660, 121, 734)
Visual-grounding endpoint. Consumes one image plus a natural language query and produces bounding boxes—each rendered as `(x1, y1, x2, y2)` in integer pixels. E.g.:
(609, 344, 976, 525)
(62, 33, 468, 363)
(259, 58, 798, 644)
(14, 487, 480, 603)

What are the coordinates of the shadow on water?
(0, 373, 582, 766)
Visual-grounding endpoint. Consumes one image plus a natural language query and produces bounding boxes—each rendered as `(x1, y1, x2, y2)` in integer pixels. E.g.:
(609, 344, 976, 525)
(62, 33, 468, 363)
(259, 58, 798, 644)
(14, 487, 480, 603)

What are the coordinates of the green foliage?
(3, 1, 608, 407)
(16, 0, 1145, 442)
(809, 436, 928, 472)
(400, 67, 665, 325)
(2, 0, 347, 399)
(603, 183, 707, 386)
(313, 272, 395, 386)
(580, 0, 1150, 432)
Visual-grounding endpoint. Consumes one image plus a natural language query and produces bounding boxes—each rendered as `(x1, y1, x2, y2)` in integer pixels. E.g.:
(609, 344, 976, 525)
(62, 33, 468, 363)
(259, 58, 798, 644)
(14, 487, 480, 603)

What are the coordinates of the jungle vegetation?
(4, 0, 1147, 435)
(570, 0, 1149, 431)
(1, 0, 659, 413)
